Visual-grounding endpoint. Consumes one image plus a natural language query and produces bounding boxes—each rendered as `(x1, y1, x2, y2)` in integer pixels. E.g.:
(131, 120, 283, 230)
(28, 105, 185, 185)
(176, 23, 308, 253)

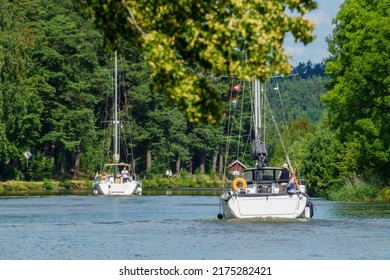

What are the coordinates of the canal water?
(0, 194, 389, 260)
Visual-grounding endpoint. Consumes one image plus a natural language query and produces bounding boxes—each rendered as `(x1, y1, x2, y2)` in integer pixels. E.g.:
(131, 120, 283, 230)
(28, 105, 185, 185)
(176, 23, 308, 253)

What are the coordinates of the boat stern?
(219, 190, 311, 219)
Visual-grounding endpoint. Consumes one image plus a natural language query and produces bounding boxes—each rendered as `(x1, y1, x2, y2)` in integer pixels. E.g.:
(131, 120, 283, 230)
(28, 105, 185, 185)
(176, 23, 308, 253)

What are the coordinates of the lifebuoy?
(232, 178, 247, 191)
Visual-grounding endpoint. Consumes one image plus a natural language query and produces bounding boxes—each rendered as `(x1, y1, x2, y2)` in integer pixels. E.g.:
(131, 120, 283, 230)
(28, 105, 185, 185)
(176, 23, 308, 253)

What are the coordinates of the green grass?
(0, 180, 90, 192)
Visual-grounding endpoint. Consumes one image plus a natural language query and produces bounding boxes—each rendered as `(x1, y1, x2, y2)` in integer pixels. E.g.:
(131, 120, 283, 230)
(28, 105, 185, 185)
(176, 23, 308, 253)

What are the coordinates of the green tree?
(83, 0, 317, 124)
(0, 1, 331, 182)
(323, 0, 390, 183)
(146, 107, 189, 173)
(188, 124, 224, 174)
(267, 75, 327, 124)
(300, 121, 344, 197)
(0, 0, 44, 180)
(32, 1, 104, 179)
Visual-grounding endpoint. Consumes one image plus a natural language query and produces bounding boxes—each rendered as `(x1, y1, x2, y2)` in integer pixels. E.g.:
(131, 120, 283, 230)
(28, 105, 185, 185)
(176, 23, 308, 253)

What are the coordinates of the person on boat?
(277, 163, 290, 193)
(121, 167, 130, 182)
(121, 167, 129, 177)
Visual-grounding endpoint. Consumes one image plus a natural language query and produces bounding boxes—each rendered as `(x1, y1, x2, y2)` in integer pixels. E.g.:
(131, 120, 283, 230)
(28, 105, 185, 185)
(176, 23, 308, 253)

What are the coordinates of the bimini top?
(103, 162, 133, 171)
(104, 162, 132, 167)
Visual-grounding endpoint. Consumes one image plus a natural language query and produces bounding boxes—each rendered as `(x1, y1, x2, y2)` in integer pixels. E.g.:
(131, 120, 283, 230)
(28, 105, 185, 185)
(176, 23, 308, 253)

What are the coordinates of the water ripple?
(0, 196, 389, 260)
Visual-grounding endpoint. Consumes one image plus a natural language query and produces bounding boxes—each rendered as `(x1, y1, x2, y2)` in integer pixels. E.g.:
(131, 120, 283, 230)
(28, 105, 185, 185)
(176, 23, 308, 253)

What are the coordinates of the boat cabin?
(242, 167, 281, 181)
(240, 167, 284, 194)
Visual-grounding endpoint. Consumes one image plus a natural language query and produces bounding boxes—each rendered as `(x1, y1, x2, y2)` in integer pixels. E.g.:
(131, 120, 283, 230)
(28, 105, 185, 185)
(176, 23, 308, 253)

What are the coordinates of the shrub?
(328, 178, 379, 202)
(379, 187, 390, 202)
(141, 172, 222, 188)
(61, 180, 73, 189)
(141, 178, 159, 188)
(43, 179, 54, 190)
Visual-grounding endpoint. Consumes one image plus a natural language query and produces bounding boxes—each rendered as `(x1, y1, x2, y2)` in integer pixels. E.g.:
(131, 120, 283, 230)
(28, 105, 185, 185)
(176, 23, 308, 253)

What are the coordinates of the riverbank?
(2, 178, 389, 202)
(0, 173, 223, 194)
(0, 178, 222, 196)
(0, 180, 90, 193)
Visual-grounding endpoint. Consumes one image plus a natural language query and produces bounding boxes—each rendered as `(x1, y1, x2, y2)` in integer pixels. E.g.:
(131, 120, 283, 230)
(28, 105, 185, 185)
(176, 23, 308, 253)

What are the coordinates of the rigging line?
(273, 79, 291, 142)
(265, 94, 294, 172)
(235, 52, 253, 164)
(128, 127, 136, 174)
(241, 86, 254, 161)
(121, 121, 136, 174)
(98, 119, 108, 171)
(116, 53, 135, 170)
(236, 80, 245, 161)
(239, 86, 253, 161)
(119, 117, 137, 175)
(222, 80, 236, 188)
(119, 63, 137, 174)
(101, 59, 116, 168)
(118, 59, 127, 160)
(98, 83, 109, 170)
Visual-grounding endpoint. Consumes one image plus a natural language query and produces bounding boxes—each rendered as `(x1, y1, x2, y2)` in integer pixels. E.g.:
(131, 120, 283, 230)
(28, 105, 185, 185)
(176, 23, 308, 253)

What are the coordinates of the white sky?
(284, 0, 344, 65)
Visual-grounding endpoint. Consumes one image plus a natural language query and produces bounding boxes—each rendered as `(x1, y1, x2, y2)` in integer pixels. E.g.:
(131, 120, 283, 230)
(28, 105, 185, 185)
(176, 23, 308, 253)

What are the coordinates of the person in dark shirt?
(278, 163, 290, 193)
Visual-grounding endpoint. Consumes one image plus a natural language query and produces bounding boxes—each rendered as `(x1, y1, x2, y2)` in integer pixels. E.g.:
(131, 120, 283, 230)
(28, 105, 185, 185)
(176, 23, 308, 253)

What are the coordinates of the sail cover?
(251, 139, 268, 163)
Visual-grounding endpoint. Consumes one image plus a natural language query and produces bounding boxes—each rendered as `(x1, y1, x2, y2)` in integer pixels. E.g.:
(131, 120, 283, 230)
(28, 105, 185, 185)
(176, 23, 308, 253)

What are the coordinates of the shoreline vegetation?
(1, 175, 389, 202)
(0, 173, 223, 194)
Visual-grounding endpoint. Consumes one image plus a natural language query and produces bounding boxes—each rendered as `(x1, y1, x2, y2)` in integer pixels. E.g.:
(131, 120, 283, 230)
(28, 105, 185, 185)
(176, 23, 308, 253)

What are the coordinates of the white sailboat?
(92, 51, 142, 196)
(218, 79, 313, 219)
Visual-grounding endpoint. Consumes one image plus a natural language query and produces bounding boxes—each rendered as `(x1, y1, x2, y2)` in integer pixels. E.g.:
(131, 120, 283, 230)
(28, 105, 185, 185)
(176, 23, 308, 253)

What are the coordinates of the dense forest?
(1, 0, 389, 200)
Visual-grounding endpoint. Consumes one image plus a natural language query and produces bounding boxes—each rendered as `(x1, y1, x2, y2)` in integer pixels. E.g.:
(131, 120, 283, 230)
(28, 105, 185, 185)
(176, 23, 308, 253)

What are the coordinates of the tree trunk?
(176, 157, 181, 175)
(132, 158, 136, 174)
(73, 149, 80, 179)
(61, 146, 65, 177)
(199, 157, 205, 174)
(189, 156, 193, 174)
(50, 144, 55, 172)
(212, 152, 218, 173)
(219, 154, 223, 176)
(146, 150, 152, 171)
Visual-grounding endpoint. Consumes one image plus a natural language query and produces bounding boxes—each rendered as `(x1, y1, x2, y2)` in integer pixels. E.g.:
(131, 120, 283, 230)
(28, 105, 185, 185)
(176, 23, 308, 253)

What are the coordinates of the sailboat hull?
(220, 192, 309, 219)
(93, 180, 141, 196)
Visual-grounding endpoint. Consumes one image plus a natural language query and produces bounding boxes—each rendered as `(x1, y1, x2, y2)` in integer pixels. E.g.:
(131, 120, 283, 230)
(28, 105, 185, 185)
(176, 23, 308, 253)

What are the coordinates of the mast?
(113, 51, 120, 162)
(253, 79, 261, 140)
(251, 79, 268, 167)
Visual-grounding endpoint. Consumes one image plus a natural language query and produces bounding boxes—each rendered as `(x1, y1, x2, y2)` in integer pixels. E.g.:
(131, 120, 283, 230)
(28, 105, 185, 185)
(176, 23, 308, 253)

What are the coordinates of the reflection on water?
(330, 202, 390, 219)
(0, 193, 389, 260)
(0, 187, 222, 197)
(144, 188, 222, 196)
